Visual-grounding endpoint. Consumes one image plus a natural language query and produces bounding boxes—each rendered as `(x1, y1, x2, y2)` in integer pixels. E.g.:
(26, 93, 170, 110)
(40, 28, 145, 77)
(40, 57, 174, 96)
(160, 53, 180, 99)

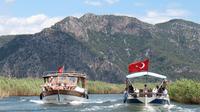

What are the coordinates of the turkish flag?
(58, 66, 64, 73)
(128, 59, 149, 73)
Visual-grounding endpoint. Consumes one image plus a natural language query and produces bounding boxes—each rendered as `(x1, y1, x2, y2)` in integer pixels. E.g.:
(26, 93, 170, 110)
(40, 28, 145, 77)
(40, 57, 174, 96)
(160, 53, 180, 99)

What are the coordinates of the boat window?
(55, 76, 77, 85)
(56, 77, 68, 84)
(47, 77, 56, 84)
(68, 77, 78, 85)
(46, 76, 78, 86)
(59, 77, 65, 82)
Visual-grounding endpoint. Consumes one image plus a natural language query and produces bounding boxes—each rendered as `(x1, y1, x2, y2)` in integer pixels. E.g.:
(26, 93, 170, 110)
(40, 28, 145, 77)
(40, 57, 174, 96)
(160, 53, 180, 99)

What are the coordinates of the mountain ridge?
(0, 13, 200, 82)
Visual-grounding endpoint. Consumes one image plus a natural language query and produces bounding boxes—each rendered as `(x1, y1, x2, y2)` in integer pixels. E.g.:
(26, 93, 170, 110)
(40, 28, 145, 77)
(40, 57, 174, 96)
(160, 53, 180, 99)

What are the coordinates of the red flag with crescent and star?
(128, 59, 149, 73)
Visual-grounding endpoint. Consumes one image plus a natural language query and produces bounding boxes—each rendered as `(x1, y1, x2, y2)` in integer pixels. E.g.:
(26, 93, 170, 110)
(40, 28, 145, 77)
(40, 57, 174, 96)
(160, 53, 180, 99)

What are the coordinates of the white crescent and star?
(139, 62, 145, 69)
(136, 62, 145, 69)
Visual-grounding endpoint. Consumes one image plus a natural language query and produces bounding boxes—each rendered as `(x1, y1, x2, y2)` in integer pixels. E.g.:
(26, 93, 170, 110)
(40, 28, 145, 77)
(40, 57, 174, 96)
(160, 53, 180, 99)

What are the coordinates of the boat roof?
(42, 71, 86, 78)
(126, 71, 167, 79)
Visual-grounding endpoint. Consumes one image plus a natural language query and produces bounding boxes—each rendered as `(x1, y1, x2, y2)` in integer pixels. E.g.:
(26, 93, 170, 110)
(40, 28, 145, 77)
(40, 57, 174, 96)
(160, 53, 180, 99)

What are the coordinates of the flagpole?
(63, 65, 65, 73)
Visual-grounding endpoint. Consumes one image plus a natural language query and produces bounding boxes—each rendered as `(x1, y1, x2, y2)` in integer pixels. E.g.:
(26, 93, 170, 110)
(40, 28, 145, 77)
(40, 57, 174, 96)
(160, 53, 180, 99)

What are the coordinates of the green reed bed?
(169, 79, 200, 104)
(2, 76, 200, 104)
(0, 76, 42, 97)
(88, 81, 125, 94)
(0, 77, 125, 97)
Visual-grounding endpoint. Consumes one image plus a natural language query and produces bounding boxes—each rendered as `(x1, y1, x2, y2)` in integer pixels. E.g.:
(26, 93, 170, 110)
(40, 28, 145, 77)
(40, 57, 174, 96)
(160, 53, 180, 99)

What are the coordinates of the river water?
(0, 94, 199, 112)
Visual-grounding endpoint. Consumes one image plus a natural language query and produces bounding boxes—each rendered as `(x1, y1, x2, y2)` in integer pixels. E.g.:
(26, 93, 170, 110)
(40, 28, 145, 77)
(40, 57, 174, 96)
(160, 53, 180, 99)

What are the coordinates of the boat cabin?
(42, 71, 87, 91)
(126, 72, 168, 98)
(40, 71, 89, 102)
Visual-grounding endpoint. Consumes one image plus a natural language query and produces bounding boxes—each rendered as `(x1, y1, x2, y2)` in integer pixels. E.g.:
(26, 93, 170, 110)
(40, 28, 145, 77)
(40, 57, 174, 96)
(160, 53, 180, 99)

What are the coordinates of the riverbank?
(0, 77, 41, 97)
(168, 79, 200, 104)
(0, 76, 157, 96)
(1, 76, 200, 104)
(0, 76, 125, 97)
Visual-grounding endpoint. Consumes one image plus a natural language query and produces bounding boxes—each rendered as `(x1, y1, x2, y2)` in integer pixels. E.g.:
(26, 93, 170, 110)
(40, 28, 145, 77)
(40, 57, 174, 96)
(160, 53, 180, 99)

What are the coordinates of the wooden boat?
(40, 71, 89, 104)
(124, 72, 170, 105)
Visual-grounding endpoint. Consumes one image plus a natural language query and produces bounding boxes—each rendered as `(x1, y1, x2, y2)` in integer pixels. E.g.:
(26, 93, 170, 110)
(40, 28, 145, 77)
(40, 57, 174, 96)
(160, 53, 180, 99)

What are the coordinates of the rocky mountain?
(0, 35, 15, 48)
(0, 13, 200, 82)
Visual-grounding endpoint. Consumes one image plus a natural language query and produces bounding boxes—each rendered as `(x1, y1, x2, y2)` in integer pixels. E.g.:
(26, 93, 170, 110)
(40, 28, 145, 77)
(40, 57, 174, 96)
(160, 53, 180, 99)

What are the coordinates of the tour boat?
(124, 71, 170, 105)
(40, 71, 89, 104)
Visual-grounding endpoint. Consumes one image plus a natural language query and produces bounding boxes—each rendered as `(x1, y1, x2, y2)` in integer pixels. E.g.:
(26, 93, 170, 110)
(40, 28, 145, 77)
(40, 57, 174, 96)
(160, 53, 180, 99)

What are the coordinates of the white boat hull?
(42, 94, 87, 104)
(126, 95, 170, 105)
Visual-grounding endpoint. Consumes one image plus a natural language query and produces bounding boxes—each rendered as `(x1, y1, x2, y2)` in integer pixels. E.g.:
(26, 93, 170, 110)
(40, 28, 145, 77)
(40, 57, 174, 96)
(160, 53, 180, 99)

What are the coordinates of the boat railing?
(42, 83, 77, 91)
(129, 91, 168, 98)
(43, 71, 87, 78)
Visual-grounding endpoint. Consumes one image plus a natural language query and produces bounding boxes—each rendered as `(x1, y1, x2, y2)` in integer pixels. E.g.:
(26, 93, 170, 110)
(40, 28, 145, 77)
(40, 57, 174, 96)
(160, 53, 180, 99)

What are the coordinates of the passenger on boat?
(48, 76, 54, 86)
(163, 87, 168, 97)
(123, 87, 128, 103)
(49, 78, 58, 90)
(143, 84, 148, 94)
(157, 85, 163, 96)
(128, 85, 134, 93)
(153, 85, 159, 96)
(163, 80, 168, 88)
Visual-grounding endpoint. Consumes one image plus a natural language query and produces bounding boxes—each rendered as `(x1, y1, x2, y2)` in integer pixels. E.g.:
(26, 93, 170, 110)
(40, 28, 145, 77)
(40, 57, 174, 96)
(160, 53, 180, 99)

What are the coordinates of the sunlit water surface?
(0, 94, 199, 112)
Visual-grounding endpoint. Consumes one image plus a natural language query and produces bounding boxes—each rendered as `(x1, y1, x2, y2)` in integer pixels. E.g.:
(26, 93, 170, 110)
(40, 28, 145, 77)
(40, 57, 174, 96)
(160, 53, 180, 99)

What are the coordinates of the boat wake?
(80, 103, 123, 112)
(29, 100, 44, 104)
(86, 99, 118, 103)
(143, 105, 158, 112)
(163, 104, 176, 109)
(19, 98, 28, 102)
(72, 97, 119, 103)
(28, 98, 200, 112)
(68, 101, 85, 105)
(171, 105, 200, 112)
(149, 104, 177, 111)
(140, 104, 199, 112)
(68, 99, 119, 105)
(29, 99, 118, 105)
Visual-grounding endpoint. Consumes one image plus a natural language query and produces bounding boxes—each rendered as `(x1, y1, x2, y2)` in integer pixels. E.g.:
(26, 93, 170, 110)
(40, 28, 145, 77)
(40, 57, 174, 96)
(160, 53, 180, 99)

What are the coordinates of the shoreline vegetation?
(168, 79, 200, 104)
(1, 77, 200, 104)
(0, 76, 125, 97)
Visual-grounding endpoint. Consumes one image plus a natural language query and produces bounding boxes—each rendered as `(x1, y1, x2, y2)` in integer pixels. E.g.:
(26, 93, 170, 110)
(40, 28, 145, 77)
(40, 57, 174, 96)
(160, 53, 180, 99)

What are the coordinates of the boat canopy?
(126, 71, 166, 79)
(42, 71, 86, 78)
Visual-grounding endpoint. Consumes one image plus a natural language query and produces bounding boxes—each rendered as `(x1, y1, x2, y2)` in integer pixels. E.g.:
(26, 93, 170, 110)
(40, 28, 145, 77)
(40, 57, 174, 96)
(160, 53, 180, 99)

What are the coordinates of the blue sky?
(0, 0, 199, 35)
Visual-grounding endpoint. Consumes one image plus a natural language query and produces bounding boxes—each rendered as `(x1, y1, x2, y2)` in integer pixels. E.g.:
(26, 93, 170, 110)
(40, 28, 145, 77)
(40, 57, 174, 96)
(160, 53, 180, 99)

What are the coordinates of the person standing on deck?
(123, 87, 128, 103)
(143, 84, 148, 94)
(153, 85, 159, 96)
(163, 87, 168, 97)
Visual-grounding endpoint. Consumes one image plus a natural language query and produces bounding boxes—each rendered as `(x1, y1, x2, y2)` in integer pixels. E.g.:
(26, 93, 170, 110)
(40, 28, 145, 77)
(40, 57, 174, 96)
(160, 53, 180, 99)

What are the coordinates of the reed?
(168, 79, 200, 104)
(0, 76, 125, 97)
(2, 76, 200, 104)
(0, 76, 42, 97)
(88, 81, 125, 94)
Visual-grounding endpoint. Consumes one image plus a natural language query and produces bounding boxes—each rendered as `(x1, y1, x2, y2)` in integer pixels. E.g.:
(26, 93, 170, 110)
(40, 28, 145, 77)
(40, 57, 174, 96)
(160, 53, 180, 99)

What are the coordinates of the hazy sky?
(0, 0, 199, 35)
